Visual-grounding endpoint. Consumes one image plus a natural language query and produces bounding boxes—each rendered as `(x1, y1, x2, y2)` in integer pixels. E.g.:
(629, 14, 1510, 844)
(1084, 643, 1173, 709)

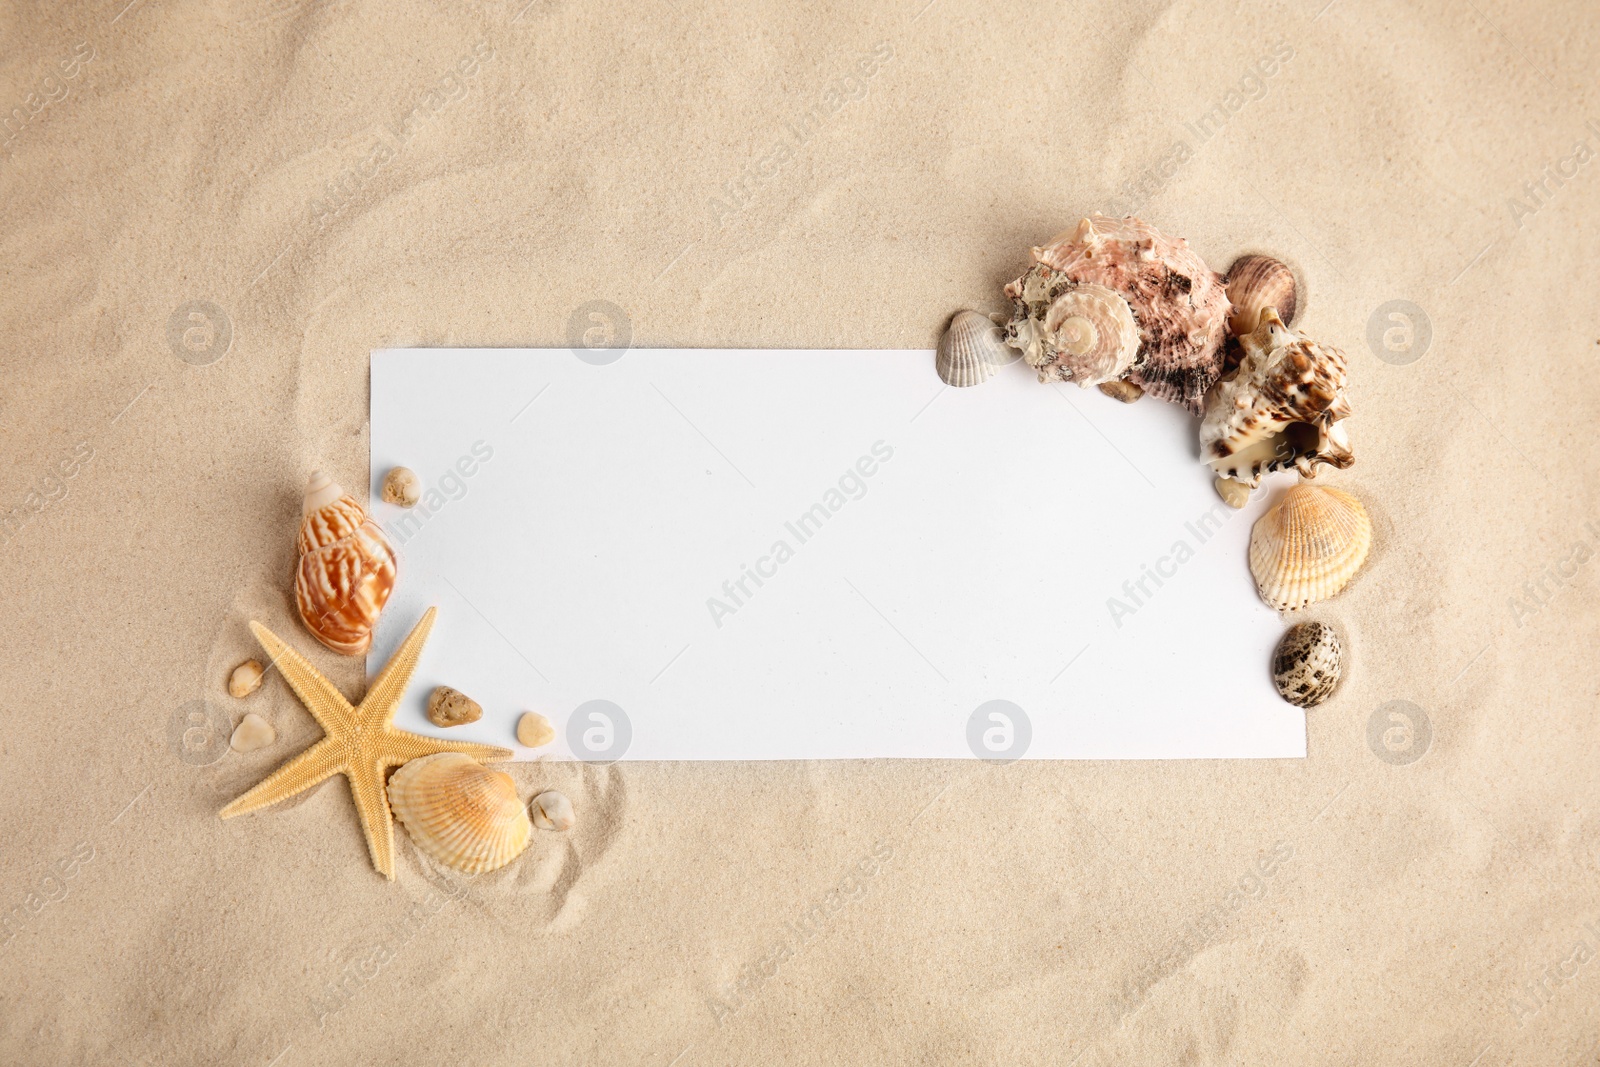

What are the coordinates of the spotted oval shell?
(1271, 621, 1343, 708)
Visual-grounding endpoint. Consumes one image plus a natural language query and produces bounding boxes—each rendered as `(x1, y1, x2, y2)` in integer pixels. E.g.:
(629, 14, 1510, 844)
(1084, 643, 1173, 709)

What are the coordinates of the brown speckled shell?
(1003, 215, 1230, 413)
(1201, 310, 1354, 487)
(293, 473, 397, 656)
(1225, 254, 1299, 336)
(1271, 621, 1343, 708)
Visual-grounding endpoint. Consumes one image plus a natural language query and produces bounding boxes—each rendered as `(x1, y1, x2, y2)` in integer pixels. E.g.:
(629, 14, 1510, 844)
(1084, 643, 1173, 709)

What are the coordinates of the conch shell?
(1003, 215, 1231, 413)
(1249, 484, 1371, 612)
(293, 471, 398, 655)
(1200, 309, 1353, 488)
(387, 752, 532, 874)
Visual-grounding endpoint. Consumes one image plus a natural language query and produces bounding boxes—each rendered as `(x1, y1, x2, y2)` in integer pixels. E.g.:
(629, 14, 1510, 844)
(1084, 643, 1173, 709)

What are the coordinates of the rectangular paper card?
(369, 348, 1304, 761)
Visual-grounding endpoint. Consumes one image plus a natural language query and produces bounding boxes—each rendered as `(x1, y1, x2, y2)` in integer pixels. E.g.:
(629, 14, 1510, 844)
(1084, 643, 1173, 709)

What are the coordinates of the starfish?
(219, 607, 512, 880)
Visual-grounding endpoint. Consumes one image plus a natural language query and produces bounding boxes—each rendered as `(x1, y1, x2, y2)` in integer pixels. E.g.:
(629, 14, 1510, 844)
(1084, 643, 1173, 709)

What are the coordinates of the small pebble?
(426, 686, 482, 727)
(228, 659, 264, 698)
(516, 711, 555, 748)
(531, 790, 575, 831)
(381, 466, 421, 508)
(230, 713, 276, 752)
(1097, 380, 1144, 404)
(1214, 476, 1252, 510)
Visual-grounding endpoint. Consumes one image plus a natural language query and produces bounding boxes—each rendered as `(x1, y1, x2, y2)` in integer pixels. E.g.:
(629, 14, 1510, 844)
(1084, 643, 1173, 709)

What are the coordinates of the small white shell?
(936, 311, 1010, 387)
(530, 790, 575, 831)
(230, 713, 275, 752)
(516, 712, 555, 748)
(228, 660, 264, 698)
(388, 752, 531, 874)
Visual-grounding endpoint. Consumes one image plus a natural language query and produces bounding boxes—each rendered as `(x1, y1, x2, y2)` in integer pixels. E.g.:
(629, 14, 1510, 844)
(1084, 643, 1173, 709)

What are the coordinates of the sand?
(2, 0, 1598, 1063)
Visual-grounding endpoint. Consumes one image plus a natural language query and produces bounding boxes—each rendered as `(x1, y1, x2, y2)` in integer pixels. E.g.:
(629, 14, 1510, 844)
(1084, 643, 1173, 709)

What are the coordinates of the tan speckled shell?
(387, 753, 531, 874)
(293, 472, 398, 656)
(1201, 310, 1354, 487)
(1249, 485, 1371, 612)
(1004, 215, 1230, 413)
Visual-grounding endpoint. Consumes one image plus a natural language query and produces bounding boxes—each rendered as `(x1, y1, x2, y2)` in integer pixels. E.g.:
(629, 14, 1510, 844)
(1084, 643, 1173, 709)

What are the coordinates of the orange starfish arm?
(383, 727, 513, 766)
(358, 606, 436, 727)
(219, 737, 346, 818)
(250, 620, 355, 734)
(346, 759, 398, 881)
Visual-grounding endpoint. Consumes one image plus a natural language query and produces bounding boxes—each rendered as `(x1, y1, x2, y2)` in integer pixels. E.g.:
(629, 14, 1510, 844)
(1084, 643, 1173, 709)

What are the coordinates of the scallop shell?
(1003, 214, 1230, 413)
(1271, 621, 1343, 708)
(1200, 309, 1354, 487)
(1249, 485, 1371, 611)
(937, 311, 1010, 387)
(1226, 254, 1299, 336)
(387, 752, 532, 874)
(293, 472, 398, 656)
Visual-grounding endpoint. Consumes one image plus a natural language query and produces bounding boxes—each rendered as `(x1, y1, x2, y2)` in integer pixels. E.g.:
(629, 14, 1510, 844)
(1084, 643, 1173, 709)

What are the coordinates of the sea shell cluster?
(939, 216, 1377, 707)
(294, 472, 398, 656)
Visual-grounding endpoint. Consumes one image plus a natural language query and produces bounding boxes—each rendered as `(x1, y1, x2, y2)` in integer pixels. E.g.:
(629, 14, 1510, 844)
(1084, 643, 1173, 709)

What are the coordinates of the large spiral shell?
(293, 471, 398, 655)
(1004, 215, 1231, 412)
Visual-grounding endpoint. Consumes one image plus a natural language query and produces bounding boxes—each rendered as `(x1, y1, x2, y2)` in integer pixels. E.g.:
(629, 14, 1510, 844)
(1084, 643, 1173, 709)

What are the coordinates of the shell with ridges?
(1004, 214, 1230, 413)
(387, 752, 532, 874)
(1249, 484, 1371, 611)
(293, 471, 398, 656)
(1200, 309, 1354, 488)
(1271, 621, 1343, 708)
(936, 310, 1011, 387)
(1038, 283, 1142, 386)
(1226, 254, 1299, 336)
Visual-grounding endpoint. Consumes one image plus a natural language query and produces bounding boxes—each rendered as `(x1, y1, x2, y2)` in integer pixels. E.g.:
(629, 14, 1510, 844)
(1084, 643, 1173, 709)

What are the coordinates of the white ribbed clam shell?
(936, 310, 1010, 387)
(388, 753, 531, 874)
